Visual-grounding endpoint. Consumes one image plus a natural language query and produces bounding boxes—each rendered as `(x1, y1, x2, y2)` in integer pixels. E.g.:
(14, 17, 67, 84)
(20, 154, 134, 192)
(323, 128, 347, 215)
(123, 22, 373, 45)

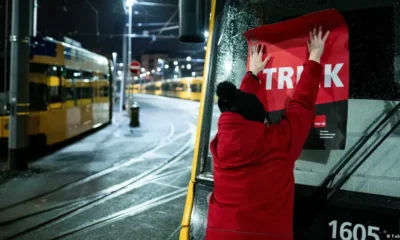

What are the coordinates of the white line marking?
(153, 181, 184, 190)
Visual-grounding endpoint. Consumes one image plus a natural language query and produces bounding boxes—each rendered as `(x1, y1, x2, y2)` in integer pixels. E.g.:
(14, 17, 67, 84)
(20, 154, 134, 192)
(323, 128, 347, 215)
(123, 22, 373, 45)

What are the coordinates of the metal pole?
(128, 6, 132, 67)
(4, 0, 10, 92)
(112, 53, 117, 104)
(124, 6, 132, 108)
(8, 0, 32, 170)
(120, 18, 128, 112)
(32, 0, 37, 36)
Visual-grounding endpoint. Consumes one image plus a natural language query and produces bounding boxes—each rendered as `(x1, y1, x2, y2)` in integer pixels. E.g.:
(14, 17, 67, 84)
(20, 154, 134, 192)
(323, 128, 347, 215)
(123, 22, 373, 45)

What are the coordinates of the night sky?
(0, 0, 207, 63)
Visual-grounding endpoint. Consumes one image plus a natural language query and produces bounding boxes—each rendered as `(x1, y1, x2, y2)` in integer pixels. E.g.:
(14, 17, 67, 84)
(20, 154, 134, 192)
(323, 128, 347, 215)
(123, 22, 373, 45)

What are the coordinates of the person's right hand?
(308, 26, 330, 63)
(249, 44, 271, 75)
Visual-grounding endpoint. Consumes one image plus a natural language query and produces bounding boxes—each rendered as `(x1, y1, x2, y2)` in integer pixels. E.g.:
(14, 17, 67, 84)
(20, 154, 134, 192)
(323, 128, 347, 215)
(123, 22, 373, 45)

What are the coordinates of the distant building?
(140, 53, 169, 72)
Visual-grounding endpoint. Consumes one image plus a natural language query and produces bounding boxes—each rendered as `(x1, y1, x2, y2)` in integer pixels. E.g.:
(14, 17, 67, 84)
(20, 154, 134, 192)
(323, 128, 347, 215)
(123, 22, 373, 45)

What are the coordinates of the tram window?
(75, 88, 82, 99)
(145, 85, 156, 91)
(29, 82, 47, 111)
(65, 87, 75, 101)
(201, 0, 400, 198)
(30, 63, 54, 76)
(100, 86, 109, 97)
(162, 83, 170, 91)
(49, 86, 62, 103)
(65, 69, 81, 79)
(81, 71, 93, 79)
(176, 83, 184, 91)
(81, 87, 93, 99)
(190, 84, 201, 92)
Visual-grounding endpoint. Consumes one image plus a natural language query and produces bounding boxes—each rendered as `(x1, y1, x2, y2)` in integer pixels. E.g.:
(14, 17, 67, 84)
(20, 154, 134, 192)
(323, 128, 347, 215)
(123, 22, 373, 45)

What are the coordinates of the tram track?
(1, 131, 195, 240)
(0, 122, 192, 214)
(0, 164, 191, 226)
(51, 188, 188, 240)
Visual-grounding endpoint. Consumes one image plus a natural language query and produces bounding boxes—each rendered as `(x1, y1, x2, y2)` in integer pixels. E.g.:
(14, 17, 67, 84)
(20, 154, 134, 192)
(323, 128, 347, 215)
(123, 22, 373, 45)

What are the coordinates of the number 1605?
(328, 220, 380, 240)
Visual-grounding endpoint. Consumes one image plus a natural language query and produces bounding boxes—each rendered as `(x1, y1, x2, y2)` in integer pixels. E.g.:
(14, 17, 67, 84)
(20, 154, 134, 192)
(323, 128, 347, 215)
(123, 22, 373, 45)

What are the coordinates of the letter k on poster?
(244, 9, 349, 150)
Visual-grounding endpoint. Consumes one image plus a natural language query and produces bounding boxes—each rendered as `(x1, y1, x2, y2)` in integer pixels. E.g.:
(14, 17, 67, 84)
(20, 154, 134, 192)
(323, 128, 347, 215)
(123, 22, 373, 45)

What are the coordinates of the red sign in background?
(130, 60, 141, 75)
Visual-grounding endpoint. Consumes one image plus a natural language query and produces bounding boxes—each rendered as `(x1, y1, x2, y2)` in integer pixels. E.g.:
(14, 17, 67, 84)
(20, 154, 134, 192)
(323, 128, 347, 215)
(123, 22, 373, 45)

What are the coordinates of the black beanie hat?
(216, 81, 265, 123)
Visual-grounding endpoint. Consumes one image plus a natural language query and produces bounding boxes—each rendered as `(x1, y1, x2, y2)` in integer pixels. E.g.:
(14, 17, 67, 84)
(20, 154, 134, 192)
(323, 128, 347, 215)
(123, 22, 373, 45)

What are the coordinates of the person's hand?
(308, 26, 330, 63)
(249, 44, 270, 75)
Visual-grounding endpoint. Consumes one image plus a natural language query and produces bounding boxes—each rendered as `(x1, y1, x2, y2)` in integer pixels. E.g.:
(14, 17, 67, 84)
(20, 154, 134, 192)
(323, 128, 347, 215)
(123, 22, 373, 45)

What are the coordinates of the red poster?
(243, 9, 349, 150)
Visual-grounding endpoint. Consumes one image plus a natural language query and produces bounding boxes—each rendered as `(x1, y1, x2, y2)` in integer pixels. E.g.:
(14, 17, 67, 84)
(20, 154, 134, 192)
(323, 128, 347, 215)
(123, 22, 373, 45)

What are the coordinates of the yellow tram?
(126, 76, 203, 101)
(0, 36, 112, 147)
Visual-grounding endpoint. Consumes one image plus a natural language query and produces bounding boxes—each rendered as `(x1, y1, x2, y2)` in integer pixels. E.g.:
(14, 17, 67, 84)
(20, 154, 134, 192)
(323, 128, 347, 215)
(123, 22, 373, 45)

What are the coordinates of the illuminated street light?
(174, 75, 178, 79)
(158, 58, 163, 63)
(134, 76, 139, 80)
(146, 71, 150, 75)
(117, 71, 122, 75)
(186, 56, 192, 61)
(157, 67, 161, 72)
(181, 65, 185, 69)
(165, 64, 169, 69)
(204, 46, 207, 50)
(192, 72, 196, 77)
(173, 61, 178, 65)
(125, 0, 136, 7)
(204, 31, 209, 38)
(119, 63, 124, 67)
(175, 66, 179, 72)
(141, 67, 146, 72)
(186, 64, 191, 70)
(151, 69, 155, 73)
(112, 52, 117, 57)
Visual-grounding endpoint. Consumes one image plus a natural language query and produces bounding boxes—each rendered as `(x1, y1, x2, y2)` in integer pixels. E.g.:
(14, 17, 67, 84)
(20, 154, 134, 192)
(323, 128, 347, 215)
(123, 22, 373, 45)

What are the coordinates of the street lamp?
(111, 52, 117, 104)
(125, 0, 136, 7)
(186, 56, 192, 61)
(120, 0, 136, 112)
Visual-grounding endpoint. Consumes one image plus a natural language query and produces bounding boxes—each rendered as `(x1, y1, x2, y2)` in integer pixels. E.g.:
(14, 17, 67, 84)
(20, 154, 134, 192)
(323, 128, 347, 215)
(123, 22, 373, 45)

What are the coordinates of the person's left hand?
(249, 44, 270, 75)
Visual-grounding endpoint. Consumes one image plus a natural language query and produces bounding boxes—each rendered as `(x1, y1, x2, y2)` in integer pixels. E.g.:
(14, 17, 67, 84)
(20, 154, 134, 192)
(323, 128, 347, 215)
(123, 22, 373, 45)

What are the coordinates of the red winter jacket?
(206, 60, 323, 240)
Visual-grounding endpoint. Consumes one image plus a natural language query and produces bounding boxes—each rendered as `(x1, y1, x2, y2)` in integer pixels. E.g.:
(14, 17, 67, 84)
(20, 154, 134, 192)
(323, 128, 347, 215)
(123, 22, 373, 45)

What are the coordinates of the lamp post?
(120, 0, 136, 112)
(112, 52, 117, 104)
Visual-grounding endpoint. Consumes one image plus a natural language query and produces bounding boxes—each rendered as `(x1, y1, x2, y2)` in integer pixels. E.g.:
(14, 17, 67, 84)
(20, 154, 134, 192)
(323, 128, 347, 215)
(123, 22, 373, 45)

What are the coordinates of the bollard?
(130, 102, 140, 127)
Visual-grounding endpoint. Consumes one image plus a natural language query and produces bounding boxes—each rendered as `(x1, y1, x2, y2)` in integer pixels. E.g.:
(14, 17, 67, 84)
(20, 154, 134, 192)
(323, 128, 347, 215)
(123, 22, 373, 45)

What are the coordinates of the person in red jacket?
(205, 27, 330, 240)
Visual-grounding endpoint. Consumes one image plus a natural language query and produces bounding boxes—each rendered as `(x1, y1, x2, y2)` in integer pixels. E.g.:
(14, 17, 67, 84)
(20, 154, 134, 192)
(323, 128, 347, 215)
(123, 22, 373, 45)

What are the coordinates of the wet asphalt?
(0, 94, 203, 240)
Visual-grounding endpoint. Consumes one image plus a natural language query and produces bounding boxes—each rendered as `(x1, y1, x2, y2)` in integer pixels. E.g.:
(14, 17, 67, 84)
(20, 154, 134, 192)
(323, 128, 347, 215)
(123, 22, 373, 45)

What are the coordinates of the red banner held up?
(243, 9, 349, 150)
